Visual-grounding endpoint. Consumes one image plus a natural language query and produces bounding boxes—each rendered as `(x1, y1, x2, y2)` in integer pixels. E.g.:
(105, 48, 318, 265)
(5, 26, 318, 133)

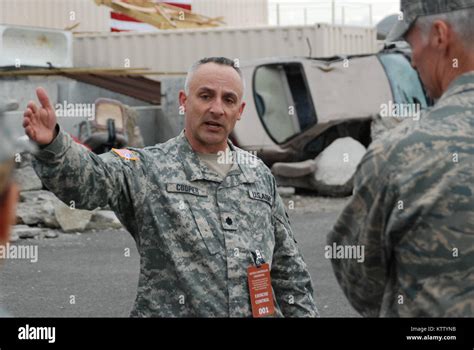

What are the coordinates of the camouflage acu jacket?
(328, 71, 474, 317)
(33, 130, 318, 317)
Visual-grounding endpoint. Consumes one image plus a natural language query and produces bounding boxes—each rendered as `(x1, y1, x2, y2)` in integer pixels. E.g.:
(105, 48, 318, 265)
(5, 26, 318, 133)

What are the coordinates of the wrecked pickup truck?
(232, 45, 430, 196)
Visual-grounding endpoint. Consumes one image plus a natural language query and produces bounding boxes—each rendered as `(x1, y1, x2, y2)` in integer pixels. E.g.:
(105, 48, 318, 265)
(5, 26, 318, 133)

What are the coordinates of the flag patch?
(112, 148, 139, 161)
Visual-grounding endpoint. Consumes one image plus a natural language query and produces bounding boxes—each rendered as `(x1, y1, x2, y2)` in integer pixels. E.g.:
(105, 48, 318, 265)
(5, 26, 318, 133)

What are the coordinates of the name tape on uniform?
(248, 190, 272, 206)
(166, 183, 208, 197)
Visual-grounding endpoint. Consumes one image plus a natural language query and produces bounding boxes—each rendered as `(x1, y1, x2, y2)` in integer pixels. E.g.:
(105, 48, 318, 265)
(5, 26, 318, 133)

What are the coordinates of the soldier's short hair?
(184, 57, 245, 97)
(416, 7, 474, 49)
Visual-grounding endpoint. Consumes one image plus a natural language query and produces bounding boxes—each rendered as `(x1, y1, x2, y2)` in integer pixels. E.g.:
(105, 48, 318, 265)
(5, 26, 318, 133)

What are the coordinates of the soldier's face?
(180, 63, 245, 153)
(405, 21, 450, 100)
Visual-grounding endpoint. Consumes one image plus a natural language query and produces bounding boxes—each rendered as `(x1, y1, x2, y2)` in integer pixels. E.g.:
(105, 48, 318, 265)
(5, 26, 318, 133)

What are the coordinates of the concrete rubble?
(86, 210, 123, 231)
(11, 154, 124, 241)
(311, 137, 367, 197)
(272, 137, 366, 197)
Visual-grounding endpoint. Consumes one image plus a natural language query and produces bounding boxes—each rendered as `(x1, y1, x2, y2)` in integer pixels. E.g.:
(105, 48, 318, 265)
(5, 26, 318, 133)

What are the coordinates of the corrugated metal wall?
(0, 0, 111, 32)
(74, 24, 378, 76)
(193, 0, 268, 27)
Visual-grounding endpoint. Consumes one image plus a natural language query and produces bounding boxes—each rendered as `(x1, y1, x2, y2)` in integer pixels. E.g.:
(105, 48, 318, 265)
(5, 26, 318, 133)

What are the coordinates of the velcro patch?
(166, 183, 208, 197)
(249, 190, 272, 206)
(112, 148, 139, 161)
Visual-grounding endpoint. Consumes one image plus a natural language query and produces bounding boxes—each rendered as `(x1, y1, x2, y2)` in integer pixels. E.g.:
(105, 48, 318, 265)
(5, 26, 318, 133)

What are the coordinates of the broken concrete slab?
(311, 137, 367, 197)
(16, 194, 59, 228)
(17, 190, 92, 232)
(55, 205, 93, 233)
(10, 225, 61, 240)
(87, 210, 123, 230)
(13, 225, 44, 239)
(19, 190, 58, 203)
(44, 231, 59, 239)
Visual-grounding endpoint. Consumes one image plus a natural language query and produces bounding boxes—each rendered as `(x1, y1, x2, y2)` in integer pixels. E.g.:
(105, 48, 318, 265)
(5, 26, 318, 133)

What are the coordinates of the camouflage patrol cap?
(386, 0, 474, 42)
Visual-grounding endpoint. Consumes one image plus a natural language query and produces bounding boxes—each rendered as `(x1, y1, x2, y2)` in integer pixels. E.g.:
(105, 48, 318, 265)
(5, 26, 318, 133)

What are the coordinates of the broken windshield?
(377, 53, 429, 109)
(253, 62, 317, 144)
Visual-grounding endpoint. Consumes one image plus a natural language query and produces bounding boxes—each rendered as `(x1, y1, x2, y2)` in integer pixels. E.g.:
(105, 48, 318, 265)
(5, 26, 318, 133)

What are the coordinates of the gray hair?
(416, 7, 474, 50)
(184, 57, 246, 98)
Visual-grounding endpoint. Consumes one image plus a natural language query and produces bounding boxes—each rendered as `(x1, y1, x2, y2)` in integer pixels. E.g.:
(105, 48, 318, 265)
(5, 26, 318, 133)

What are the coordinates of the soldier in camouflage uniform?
(328, 0, 474, 317)
(23, 57, 318, 317)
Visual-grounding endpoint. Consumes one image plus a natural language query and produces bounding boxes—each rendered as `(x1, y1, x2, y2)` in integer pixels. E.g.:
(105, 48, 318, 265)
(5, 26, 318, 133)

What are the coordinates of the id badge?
(247, 263, 275, 318)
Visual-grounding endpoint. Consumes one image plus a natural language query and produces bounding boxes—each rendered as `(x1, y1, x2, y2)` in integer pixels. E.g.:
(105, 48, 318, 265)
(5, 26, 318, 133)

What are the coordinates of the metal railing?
(270, 1, 400, 27)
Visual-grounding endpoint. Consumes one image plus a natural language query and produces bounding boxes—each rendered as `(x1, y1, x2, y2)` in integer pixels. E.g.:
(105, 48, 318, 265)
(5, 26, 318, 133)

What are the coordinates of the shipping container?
(73, 24, 378, 76)
(193, 0, 268, 27)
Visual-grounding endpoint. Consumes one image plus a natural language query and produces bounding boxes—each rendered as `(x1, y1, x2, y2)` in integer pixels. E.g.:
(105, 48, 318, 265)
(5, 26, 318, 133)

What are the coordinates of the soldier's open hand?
(23, 87, 58, 146)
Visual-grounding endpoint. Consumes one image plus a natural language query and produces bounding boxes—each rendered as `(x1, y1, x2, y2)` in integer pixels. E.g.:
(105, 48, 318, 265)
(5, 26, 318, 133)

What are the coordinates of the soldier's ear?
(237, 102, 246, 121)
(179, 90, 187, 110)
(430, 20, 450, 51)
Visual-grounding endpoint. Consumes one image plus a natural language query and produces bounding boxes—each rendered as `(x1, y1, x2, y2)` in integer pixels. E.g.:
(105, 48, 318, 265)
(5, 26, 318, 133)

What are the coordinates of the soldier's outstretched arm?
(327, 142, 396, 317)
(23, 87, 143, 215)
(270, 178, 319, 317)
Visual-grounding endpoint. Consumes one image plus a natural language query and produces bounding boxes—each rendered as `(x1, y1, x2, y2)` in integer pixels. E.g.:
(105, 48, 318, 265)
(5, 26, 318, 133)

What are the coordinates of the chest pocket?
(166, 183, 224, 256)
(238, 187, 276, 265)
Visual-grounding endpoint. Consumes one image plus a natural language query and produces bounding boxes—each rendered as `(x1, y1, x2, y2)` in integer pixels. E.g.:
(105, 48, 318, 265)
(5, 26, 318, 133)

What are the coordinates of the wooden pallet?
(94, 0, 225, 29)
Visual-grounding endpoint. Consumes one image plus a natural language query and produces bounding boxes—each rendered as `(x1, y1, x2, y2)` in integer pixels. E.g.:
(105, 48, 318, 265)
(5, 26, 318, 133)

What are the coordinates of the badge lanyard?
(247, 249, 276, 318)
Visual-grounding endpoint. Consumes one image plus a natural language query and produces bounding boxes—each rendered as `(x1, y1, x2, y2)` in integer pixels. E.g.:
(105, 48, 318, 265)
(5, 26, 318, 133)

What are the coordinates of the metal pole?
(369, 4, 373, 26)
(332, 0, 336, 25)
(304, 7, 308, 25)
(276, 3, 280, 26)
(342, 6, 345, 26)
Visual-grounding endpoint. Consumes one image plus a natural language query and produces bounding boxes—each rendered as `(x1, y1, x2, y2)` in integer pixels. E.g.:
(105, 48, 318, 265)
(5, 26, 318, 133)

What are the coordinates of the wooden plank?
(96, 0, 223, 29)
(64, 73, 162, 104)
(154, 4, 177, 28)
(110, 2, 168, 28)
(0, 67, 186, 77)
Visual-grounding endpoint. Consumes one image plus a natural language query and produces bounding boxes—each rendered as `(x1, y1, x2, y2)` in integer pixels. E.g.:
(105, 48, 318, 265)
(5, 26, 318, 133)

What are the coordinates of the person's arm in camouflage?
(33, 127, 140, 212)
(23, 87, 143, 225)
(270, 177, 319, 317)
(327, 141, 396, 317)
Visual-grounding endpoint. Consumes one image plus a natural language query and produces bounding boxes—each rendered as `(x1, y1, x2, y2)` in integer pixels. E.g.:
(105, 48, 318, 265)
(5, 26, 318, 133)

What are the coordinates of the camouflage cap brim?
(387, 0, 474, 42)
(385, 18, 412, 42)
